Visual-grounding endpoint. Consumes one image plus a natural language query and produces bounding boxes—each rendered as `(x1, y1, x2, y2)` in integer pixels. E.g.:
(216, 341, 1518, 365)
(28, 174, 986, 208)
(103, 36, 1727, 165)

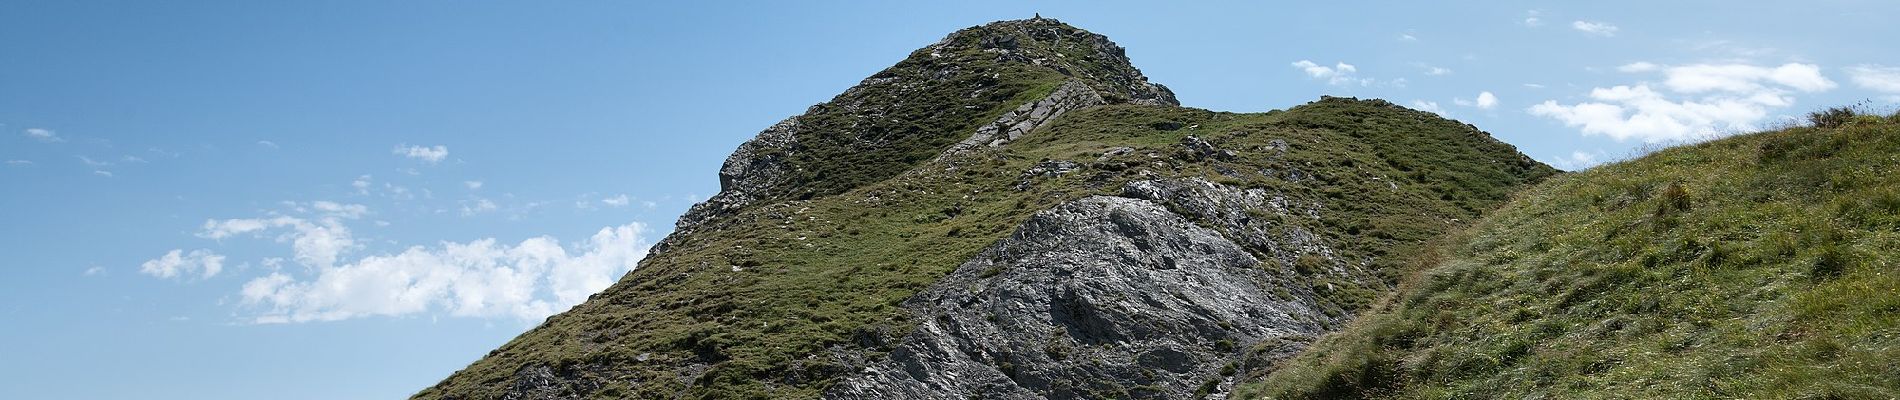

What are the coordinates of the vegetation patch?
(1240, 109, 1900, 399)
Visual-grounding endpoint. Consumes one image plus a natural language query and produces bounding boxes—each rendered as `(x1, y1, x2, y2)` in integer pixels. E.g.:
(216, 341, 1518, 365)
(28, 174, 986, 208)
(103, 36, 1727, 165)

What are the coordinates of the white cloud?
(199, 217, 274, 239)
(84, 266, 106, 276)
(1530, 62, 1836, 142)
(1291, 60, 1370, 86)
(464, 180, 484, 190)
(121, 155, 146, 164)
(1572, 20, 1619, 37)
(1663, 63, 1835, 93)
(93, 170, 113, 178)
(1398, 33, 1418, 42)
(385, 183, 414, 200)
(1847, 64, 1900, 93)
(23, 128, 63, 143)
(1687, 39, 1778, 60)
(1552, 151, 1605, 171)
(1425, 66, 1452, 76)
(1521, 10, 1544, 27)
(1410, 100, 1448, 116)
(602, 194, 631, 207)
(1523, 83, 1546, 89)
(140, 249, 226, 280)
(1529, 85, 1751, 142)
(239, 222, 649, 323)
(352, 175, 372, 194)
(461, 198, 499, 216)
(1455, 91, 1500, 109)
(310, 201, 369, 219)
(393, 144, 449, 164)
(5, 160, 31, 166)
(1618, 62, 1660, 73)
(199, 215, 357, 269)
(78, 156, 112, 168)
(257, 140, 279, 149)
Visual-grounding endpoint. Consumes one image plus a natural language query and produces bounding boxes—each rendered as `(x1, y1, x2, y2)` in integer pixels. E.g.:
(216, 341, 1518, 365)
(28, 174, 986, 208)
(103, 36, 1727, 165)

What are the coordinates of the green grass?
(1239, 112, 1900, 399)
(415, 97, 1553, 399)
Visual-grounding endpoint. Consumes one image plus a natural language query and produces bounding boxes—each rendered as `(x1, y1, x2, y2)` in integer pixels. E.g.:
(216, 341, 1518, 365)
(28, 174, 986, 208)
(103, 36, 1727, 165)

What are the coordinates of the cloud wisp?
(140, 249, 226, 280)
(1455, 91, 1499, 109)
(145, 197, 650, 323)
(1530, 62, 1835, 142)
(1551, 151, 1606, 171)
(1572, 20, 1619, 37)
(239, 222, 649, 323)
(1292, 60, 1368, 86)
(23, 128, 64, 143)
(394, 144, 450, 164)
(1847, 64, 1900, 94)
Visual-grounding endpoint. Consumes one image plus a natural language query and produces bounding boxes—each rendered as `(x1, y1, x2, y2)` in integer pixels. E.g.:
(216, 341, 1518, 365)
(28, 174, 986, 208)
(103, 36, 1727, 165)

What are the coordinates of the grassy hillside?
(416, 98, 1553, 399)
(1242, 111, 1900, 399)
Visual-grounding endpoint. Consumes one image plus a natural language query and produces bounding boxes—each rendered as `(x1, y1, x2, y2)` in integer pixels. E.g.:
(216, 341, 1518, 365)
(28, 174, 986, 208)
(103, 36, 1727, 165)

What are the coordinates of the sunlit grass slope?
(1243, 111, 1900, 399)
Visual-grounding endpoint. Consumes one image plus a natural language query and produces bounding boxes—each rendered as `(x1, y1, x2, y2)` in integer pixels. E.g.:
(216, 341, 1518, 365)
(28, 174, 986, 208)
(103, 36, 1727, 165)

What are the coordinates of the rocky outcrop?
(826, 196, 1331, 400)
(675, 117, 800, 230)
(494, 364, 596, 400)
(946, 80, 1106, 155)
(1121, 178, 1339, 274)
(938, 18, 1177, 107)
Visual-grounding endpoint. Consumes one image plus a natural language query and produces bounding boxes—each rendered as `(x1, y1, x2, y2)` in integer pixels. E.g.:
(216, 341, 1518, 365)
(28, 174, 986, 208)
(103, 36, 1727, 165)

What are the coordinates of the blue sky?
(3, 1, 1898, 398)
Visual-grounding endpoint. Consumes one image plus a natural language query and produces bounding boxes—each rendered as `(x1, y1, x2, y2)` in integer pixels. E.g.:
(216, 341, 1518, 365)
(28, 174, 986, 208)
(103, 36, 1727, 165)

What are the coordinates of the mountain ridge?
(415, 18, 1555, 399)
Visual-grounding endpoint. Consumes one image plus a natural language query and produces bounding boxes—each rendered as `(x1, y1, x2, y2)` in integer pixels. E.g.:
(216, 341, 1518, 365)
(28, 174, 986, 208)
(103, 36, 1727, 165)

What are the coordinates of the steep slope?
(1242, 115, 1900, 399)
(416, 18, 1555, 399)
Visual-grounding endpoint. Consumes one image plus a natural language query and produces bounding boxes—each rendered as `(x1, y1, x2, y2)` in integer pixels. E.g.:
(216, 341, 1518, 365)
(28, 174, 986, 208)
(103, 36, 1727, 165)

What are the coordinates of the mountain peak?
(926, 17, 1176, 106)
(669, 19, 1176, 232)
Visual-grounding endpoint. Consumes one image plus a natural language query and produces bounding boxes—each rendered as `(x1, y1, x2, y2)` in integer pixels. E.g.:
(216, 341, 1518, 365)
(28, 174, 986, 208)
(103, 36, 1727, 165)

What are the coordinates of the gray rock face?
(1014, 159, 1084, 190)
(497, 364, 594, 400)
(825, 196, 1330, 400)
(948, 80, 1106, 155)
(675, 117, 800, 230)
(946, 19, 1177, 106)
(1121, 178, 1344, 275)
(1178, 135, 1238, 161)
